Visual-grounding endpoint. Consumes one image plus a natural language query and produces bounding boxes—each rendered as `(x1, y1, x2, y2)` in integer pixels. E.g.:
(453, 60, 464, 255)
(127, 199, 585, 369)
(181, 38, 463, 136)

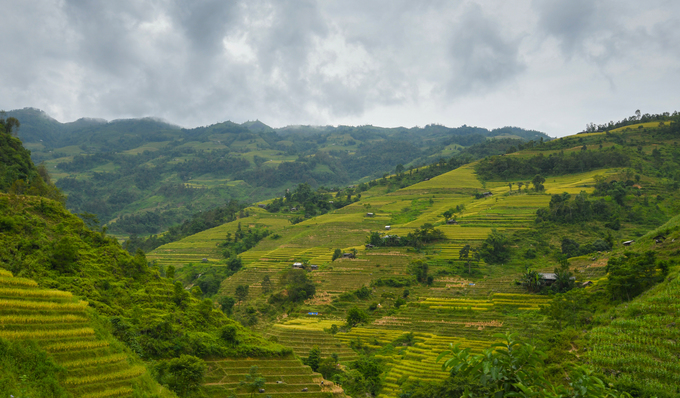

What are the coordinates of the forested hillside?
(10, 108, 549, 236)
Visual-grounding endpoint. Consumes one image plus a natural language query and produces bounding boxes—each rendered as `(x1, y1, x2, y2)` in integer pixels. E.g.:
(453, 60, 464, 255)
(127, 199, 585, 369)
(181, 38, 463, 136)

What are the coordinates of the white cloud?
(0, 0, 678, 136)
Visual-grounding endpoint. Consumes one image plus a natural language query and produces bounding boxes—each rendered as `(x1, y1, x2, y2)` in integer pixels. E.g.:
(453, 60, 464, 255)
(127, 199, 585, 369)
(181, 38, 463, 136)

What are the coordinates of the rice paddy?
(144, 164, 631, 397)
(0, 271, 153, 397)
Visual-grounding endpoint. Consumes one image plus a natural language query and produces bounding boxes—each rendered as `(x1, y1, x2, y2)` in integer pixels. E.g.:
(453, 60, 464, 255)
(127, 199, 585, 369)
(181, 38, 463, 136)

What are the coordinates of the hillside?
(148, 117, 680, 397)
(9, 107, 549, 237)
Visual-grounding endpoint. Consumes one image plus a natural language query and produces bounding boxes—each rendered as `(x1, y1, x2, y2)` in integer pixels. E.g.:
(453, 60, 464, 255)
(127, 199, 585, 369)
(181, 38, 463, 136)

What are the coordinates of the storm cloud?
(0, 0, 679, 136)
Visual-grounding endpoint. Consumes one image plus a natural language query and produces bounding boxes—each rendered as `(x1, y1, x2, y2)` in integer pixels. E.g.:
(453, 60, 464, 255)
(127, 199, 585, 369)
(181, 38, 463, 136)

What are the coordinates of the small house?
(201, 258, 208, 263)
(292, 262, 304, 269)
(385, 225, 391, 230)
(258, 204, 267, 209)
(582, 281, 593, 287)
(366, 212, 374, 217)
(290, 207, 298, 211)
(446, 219, 458, 225)
(329, 201, 334, 204)
(310, 264, 319, 270)
(365, 244, 374, 249)
(342, 252, 355, 259)
(539, 272, 575, 286)
(482, 192, 493, 197)
(622, 240, 634, 246)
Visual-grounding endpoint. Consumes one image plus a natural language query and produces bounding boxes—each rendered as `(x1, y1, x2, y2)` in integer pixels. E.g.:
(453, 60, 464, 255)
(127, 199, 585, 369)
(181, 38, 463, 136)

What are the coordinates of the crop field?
(151, 161, 619, 398)
(587, 272, 680, 396)
(0, 271, 153, 397)
(402, 164, 483, 191)
(267, 322, 359, 363)
(201, 357, 331, 398)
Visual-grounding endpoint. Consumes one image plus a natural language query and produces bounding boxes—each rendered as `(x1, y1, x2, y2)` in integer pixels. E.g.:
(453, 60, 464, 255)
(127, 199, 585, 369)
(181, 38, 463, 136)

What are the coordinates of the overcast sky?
(1, 0, 679, 137)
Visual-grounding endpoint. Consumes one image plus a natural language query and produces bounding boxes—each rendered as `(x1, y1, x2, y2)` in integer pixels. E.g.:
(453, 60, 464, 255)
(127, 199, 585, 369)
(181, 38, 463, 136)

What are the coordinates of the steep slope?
(0, 269, 172, 398)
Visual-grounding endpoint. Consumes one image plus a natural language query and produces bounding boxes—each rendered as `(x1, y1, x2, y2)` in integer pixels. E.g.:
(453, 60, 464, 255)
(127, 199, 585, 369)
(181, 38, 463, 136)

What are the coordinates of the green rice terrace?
(0, 269, 168, 398)
(147, 129, 680, 397)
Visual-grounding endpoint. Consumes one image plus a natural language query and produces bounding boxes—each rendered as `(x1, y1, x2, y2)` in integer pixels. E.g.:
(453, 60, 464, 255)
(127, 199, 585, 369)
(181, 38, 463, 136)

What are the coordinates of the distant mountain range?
(7, 107, 550, 236)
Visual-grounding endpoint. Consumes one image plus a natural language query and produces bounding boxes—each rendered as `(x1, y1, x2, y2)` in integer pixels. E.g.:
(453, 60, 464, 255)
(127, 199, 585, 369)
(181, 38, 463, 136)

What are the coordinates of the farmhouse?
(446, 219, 458, 224)
(365, 244, 374, 249)
(342, 252, 355, 259)
(310, 264, 319, 270)
(258, 204, 266, 208)
(366, 212, 374, 217)
(482, 192, 493, 197)
(622, 240, 635, 246)
(292, 262, 304, 269)
(538, 273, 575, 286)
(385, 225, 391, 230)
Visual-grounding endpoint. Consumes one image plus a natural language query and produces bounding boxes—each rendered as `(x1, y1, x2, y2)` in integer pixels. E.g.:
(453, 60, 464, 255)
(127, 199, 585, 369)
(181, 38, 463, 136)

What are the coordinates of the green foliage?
(475, 149, 630, 181)
(355, 285, 372, 300)
(437, 333, 630, 398)
(479, 228, 511, 264)
(332, 248, 342, 261)
(520, 270, 542, 293)
(303, 346, 322, 372)
(540, 289, 595, 329)
(268, 269, 316, 304)
(235, 285, 250, 303)
(218, 296, 236, 316)
(239, 365, 266, 398)
(219, 223, 270, 258)
(346, 306, 369, 327)
(606, 251, 669, 302)
(532, 174, 546, 192)
(408, 260, 430, 284)
(153, 354, 207, 397)
(0, 338, 70, 398)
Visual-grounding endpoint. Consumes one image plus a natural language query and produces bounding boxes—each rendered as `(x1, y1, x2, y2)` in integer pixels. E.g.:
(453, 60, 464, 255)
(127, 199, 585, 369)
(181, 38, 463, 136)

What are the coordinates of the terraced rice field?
(0, 270, 150, 398)
(587, 273, 680, 396)
(202, 357, 335, 398)
(149, 165, 609, 397)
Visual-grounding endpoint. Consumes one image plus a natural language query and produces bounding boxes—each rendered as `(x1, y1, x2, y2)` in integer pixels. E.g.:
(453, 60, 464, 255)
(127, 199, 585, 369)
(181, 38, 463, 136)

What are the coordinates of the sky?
(1, 0, 679, 137)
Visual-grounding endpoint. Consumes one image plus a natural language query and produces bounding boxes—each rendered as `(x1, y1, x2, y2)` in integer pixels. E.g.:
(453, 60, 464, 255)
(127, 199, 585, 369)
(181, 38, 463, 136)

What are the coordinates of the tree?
(226, 255, 243, 272)
(517, 182, 524, 193)
(508, 182, 513, 191)
(218, 295, 236, 315)
(442, 209, 454, 222)
(240, 365, 266, 398)
(261, 275, 272, 294)
(220, 325, 238, 346)
(166, 265, 175, 279)
(459, 244, 479, 274)
(332, 248, 342, 261)
(437, 333, 629, 398)
(346, 306, 369, 327)
(606, 251, 667, 302)
(235, 285, 249, 303)
(153, 355, 207, 398)
(408, 260, 429, 283)
(520, 270, 541, 293)
(532, 174, 545, 192)
(304, 346, 322, 372)
(478, 229, 510, 264)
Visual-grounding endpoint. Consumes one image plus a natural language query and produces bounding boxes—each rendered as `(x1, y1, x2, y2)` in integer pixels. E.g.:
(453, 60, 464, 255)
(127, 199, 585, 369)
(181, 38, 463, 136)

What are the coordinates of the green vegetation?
(3, 109, 680, 398)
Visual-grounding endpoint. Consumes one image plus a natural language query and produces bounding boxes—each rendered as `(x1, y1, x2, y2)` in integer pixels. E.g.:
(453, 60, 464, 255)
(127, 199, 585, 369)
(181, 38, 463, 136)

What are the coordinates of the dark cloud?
(445, 3, 525, 96)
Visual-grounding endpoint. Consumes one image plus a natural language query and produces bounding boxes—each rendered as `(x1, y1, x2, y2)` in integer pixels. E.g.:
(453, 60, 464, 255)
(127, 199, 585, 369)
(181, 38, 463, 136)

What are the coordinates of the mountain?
(7, 108, 551, 237)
